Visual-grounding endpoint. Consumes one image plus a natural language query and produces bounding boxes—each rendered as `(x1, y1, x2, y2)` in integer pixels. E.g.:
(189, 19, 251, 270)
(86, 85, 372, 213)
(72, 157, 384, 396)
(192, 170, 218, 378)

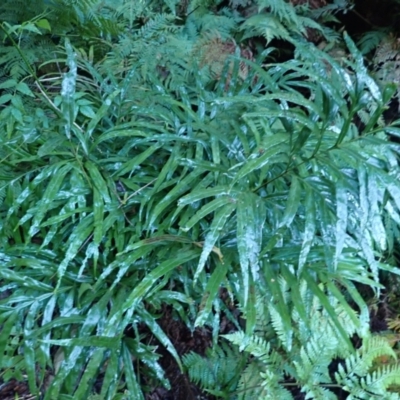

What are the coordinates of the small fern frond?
(183, 342, 245, 395)
(293, 337, 336, 393)
(268, 303, 293, 350)
(241, 13, 291, 43)
(258, 0, 299, 27)
(335, 336, 398, 397)
(360, 364, 400, 397)
(224, 331, 270, 356)
(357, 30, 388, 55)
(359, 337, 397, 372)
(237, 362, 271, 400)
(387, 316, 400, 333)
(183, 351, 216, 389)
(309, 0, 352, 19)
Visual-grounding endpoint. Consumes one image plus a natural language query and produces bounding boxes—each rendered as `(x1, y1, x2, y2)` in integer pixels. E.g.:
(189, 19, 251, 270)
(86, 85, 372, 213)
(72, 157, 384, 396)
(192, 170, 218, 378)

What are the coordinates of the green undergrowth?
(1, 0, 400, 399)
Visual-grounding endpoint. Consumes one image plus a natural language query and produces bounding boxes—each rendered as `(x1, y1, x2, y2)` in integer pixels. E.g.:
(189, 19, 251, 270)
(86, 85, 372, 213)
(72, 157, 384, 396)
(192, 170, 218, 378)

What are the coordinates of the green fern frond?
(195, 14, 238, 38)
(357, 30, 389, 55)
(360, 364, 400, 397)
(238, 362, 272, 400)
(241, 13, 291, 43)
(333, 336, 400, 399)
(258, 0, 300, 27)
(258, 369, 294, 400)
(221, 281, 400, 399)
(183, 342, 245, 396)
(268, 303, 293, 349)
(308, 0, 352, 19)
(294, 338, 335, 385)
(183, 351, 218, 389)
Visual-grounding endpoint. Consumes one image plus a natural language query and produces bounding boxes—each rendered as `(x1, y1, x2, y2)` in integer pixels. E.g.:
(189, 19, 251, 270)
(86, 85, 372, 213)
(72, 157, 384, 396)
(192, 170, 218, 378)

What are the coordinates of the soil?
(145, 306, 214, 400)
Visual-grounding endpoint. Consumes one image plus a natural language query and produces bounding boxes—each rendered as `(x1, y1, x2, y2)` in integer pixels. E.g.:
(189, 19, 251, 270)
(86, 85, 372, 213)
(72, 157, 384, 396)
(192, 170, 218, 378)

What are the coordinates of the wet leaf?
(237, 192, 265, 306)
(122, 342, 144, 400)
(298, 190, 316, 276)
(279, 175, 301, 228)
(28, 163, 73, 237)
(334, 181, 348, 270)
(56, 215, 94, 289)
(195, 260, 228, 327)
(86, 90, 120, 138)
(181, 196, 235, 232)
(138, 307, 182, 370)
(195, 203, 236, 282)
(232, 134, 289, 182)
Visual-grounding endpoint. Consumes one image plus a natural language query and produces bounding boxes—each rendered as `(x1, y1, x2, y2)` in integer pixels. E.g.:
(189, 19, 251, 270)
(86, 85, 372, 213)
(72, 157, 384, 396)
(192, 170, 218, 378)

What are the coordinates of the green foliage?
(1, 0, 400, 398)
(240, 0, 321, 43)
(0, 0, 353, 88)
(0, 0, 121, 83)
(183, 342, 246, 398)
(182, 280, 400, 399)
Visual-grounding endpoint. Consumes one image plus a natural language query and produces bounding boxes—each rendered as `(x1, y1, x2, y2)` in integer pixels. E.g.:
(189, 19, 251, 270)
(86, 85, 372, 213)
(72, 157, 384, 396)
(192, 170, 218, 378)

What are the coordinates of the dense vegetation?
(2, 0, 400, 399)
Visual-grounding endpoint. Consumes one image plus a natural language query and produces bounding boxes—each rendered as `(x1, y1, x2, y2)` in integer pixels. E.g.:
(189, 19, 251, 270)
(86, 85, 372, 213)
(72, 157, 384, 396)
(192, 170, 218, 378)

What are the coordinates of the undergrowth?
(1, 0, 400, 399)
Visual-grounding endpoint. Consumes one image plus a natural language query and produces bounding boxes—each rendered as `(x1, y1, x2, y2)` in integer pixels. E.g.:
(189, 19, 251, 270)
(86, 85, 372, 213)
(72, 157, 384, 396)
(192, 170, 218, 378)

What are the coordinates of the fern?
(183, 342, 246, 397)
(239, 0, 341, 44)
(209, 281, 400, 399)
(2, 1, 400, 399)
(308, 0, 353, 19)
(357, 30, 389, 55)
(335, 337, 400, 399)
(0, 0, 123, 85)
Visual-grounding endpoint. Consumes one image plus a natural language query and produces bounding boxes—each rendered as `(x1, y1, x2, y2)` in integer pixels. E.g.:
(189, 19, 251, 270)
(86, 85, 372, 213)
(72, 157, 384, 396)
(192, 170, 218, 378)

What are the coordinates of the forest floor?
(0, 300, 390, 400)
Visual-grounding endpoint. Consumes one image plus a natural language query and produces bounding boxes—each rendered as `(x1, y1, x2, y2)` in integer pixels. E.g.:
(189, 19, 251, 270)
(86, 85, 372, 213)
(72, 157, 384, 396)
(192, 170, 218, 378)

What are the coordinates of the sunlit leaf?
(279, 175, 301, 228)
(73, 348, 106, 398)
(231, 134, 289, 183)
(178, 186, 234, 206)
(121, 250, 200, 312)
(138, 307, 182, 370)
(86, 90, 120, 138)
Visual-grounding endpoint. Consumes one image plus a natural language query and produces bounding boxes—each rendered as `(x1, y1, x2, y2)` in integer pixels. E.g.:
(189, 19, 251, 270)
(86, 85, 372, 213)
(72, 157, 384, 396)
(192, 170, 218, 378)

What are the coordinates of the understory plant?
(1, 0, 400, 399)
(185, 281, 400, 399)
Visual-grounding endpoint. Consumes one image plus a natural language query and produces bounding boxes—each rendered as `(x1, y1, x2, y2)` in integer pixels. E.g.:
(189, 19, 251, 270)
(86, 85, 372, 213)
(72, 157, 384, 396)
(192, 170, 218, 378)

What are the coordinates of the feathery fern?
(217, 281, 400, 399)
